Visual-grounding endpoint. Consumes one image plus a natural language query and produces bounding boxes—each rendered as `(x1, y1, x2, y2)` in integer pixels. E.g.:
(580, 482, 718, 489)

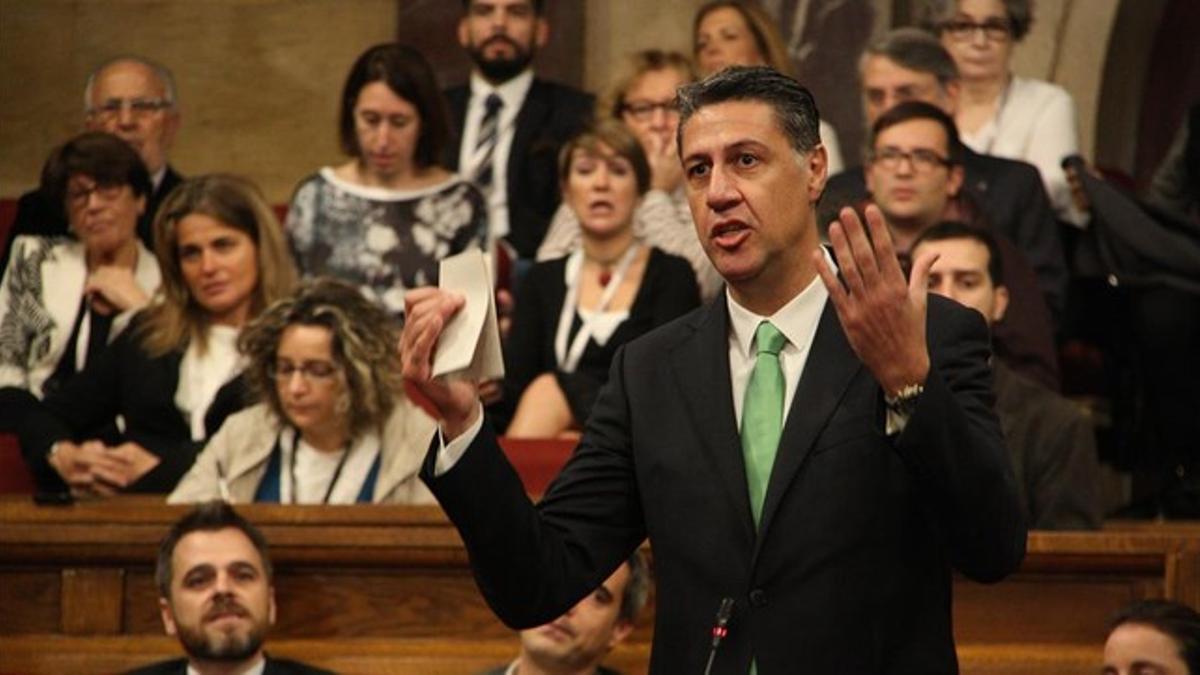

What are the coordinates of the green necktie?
(740, 321, 787, 528)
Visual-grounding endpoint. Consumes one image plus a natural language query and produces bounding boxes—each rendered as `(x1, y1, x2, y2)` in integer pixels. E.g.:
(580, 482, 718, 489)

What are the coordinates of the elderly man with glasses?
(5, 56, 183, 269)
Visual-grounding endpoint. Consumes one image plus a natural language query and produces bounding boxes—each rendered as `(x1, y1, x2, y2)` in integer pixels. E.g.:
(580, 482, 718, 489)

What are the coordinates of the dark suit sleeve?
(1001, 165, 1068, 324)
(646, 250, 701, 325)
(892, 298, 1027, 582)
(421, 344, 645, 630)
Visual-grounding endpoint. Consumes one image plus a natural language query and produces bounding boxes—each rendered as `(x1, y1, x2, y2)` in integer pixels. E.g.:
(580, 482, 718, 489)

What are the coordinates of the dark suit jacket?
(423, 293, 1026, 674)
(16, 312, 247, 494)
(820, 146, 1067, 322)
(443, 79, 594, 260)
(124, 654, 332, 675)
(2, 166, 182, 271)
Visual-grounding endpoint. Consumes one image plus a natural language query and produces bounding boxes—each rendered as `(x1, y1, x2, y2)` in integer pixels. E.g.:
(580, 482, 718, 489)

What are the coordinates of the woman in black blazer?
(502, 122, 700, 437)
(19, 174, 298, 496)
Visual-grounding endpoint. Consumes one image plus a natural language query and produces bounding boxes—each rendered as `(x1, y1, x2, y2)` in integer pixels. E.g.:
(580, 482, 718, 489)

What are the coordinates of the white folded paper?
(432, 249, 505, 381)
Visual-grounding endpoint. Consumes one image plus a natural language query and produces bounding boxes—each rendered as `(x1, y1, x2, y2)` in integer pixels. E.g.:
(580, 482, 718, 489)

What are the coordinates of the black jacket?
(443, 78, 593, 260)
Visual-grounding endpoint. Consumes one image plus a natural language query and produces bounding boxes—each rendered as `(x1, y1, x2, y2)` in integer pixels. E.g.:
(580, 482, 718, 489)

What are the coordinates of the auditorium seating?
(1, 496, 1197, 673)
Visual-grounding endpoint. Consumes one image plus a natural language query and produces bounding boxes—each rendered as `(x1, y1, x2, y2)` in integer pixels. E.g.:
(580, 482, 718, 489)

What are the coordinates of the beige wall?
(0, 0, 398, 203)
(0, 0, 1122, 203)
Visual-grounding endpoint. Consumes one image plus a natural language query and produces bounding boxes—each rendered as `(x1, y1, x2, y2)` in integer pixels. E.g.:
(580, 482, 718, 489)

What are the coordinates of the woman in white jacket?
(170, 277, 436, 504)
(0, 132, 160, 406)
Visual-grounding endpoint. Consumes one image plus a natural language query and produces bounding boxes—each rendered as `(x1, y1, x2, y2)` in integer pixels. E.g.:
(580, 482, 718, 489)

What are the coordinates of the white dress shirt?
(436, 254, 843, 474)
(458, 69, 535, 244)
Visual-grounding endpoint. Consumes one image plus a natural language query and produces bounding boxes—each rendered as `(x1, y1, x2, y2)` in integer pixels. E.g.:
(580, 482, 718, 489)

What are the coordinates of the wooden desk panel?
(1, 496, 1198, 670)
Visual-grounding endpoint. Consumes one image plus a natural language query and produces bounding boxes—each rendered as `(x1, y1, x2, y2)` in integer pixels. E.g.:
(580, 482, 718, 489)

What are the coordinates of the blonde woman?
(170, 278, 436, 504)
(18, 174, 297, 496)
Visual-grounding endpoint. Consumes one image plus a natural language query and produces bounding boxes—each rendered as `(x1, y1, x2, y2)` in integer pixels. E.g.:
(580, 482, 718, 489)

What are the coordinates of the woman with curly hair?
(286, 43, 486, 316)
(170, 277, 436, 504)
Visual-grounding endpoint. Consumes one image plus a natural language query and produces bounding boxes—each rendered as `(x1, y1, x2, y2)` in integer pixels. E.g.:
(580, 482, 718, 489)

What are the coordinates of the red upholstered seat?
(0, 434, 34, 494)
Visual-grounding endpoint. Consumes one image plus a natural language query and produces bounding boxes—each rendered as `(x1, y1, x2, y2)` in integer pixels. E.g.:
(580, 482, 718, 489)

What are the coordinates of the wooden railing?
(1, 496, 1197, 674)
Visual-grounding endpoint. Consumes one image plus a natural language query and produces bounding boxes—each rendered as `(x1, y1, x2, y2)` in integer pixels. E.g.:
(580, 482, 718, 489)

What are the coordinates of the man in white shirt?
(404, 66, 1024, 672)
(442, 0, 594, 263)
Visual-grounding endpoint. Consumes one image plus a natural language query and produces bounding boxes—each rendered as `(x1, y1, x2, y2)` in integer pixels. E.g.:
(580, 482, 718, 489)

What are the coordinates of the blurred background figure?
(287, 43, 485, 316)
(537, 49, 723, 301)
(912, 223, 1101, 530)
(480, 551, 650, 675)
(4, 55, 182, 270)
(170, 278, 437, 505)
(502, 123, 699, 437)
(919, 0, 1085, 226)
(692, 0, 844, 174)
(0, 132, 161, 423)
(443, 0, 594, 266)
(1103, 599, 1200, 675)
(17, 174, 296, 497)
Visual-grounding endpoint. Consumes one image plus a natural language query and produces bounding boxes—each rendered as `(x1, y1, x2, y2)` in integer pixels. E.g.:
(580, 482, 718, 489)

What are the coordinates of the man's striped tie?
(473, 93, 504, 194)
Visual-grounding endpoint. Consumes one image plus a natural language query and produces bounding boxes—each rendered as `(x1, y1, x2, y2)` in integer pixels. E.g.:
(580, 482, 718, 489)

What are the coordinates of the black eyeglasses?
(67, 182, 126, 208)
(870, 147, 954, 173)
(621, 99, 679, 120)
(940, 19, 1012, 42)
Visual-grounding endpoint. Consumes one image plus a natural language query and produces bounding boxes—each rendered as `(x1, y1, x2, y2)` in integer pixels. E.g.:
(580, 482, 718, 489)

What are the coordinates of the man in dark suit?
(443, 0, 593, 262)
(3, 56, 183, 270)
(126, 501, 331, 675)
(404, 66, 1025, 672)
(480, 551, 648, 675)
(819, 28, 1067, 325)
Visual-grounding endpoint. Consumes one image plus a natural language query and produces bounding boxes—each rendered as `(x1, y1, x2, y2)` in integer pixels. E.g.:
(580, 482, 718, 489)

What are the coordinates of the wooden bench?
(1, 496, 1197, 673)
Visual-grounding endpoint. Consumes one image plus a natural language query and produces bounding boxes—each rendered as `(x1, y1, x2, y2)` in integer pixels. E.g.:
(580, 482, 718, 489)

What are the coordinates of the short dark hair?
(558, 120, 652, 197)
(911, 221, 1005, 286)
(918, 0, 1034, 42)
(861, 27, 959, 87)
(677, 65, 821, 157)
(155, 501, 273, 600)
(619, 550, 651, 624)
(869, 100, 963, 165)
(40, 131, 151, 217)
(460, 0, 545, 15)
(338, 43, 448, 169)
(1107, 599, 1200, 675)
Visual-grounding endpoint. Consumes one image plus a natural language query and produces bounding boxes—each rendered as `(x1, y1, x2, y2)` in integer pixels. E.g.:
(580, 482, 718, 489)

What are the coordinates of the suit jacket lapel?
(754, 301, 862, 557)
(443, 87, 470, 171)
(669, 294, 756, 543)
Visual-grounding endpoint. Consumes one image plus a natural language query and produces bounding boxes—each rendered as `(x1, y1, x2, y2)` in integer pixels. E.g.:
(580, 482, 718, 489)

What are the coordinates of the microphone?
(703, 597, 736, 675)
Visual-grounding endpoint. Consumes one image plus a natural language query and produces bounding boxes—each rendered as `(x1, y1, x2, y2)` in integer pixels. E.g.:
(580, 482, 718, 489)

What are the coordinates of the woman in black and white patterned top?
(286, 43, 486, 315)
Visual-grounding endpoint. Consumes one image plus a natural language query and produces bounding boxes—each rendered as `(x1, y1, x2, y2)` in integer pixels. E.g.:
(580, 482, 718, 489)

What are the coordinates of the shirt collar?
(470, 68, 534, 113)
(726, 248, 835, 359)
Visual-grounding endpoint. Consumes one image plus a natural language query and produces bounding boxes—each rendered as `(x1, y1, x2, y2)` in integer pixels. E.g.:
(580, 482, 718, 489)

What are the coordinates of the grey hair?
(619, 550, 651, 624)
(83, 55, 178, 113)
(860, 27, 960, 87)
(916, 0, 1034, 42)
(676, 65, 821, 157)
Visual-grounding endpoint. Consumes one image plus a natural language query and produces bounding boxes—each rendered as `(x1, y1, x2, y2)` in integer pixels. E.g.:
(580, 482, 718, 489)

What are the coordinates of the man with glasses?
(6, 56, 182, 268)
(443, 0, 594, 264)
(865, 100, 1060, 391)
(819, 28, 1065, 329)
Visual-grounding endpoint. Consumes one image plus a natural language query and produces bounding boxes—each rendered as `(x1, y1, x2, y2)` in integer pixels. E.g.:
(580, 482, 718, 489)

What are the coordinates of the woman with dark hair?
(0, 132, 160, 408)
(919, 0, 1083, 225)
(1104, 599, 1200, 675)
(692, 0, 845, 173)
(287, 43, 486, 315)
(503, 122, 699, 437)
(17, 174, 297, 496)
(170, 277, 436, 504)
